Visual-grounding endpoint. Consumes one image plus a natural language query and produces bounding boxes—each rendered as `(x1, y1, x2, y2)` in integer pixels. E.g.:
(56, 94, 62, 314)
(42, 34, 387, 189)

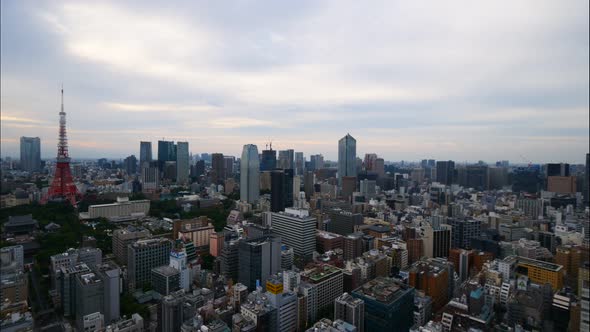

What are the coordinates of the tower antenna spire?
(61, 84, 64, 113)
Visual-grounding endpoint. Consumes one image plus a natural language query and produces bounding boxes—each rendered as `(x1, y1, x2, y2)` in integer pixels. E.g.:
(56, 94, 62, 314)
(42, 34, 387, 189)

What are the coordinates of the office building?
(112, 226, 150, 265)
(0, 245, 24, 273)
(547, 176, 577, 193)
(329, 209, 363, 236)
(278, 149, 295, 170)
(311, 154, 325, 170)
(220, 240, 240, 282)
(260, 147, 277, 171)
(85, 197, 150, 220)
(300, 264, 344, 322)
(343, 233, 364, 261)
(105, 313, 143, 332)
(374, 158, 385, 178)
(295, 152, 305, 175)
(211, 153, 225, 184)
(334, 292, 365, 332)
(160, 290, 185, 332)
(82, 312, 105, 332)
(19, 136, 41, 172)
(512, 255, 565, 291)
(338, 134, 357, 184)
(151, 265, 180, 296)
(0, 271, 28, 304)
(447, 218, 481, 250)
(224, 156, 235, 177)
(192, 160, 205, 178)
(240, 144, 260, 204)
(123, 155, 137, 175)
(271, 208, 316, 260)
(413, 292, 433, 328)
(284, 168, 294, 208)
(176, 141, 189, 184)
(407, 260, 450, 312)
(94, 262, 121, 324)
(75, 272, 104, 330)
(238, 235, 282, 290)
(546, 163, 570, 177)
(127, 238, 172, 291)
(139, 141, 152, 167)
(436, 161, 455, 185)
(141, 161, 159, 192)
(271, 169, 285, 212)
(351, 277, 415, 332)
(266, 275, 298, 332)
(157, 140, 176, 171)
(584, 153, 589, 206)
(174, 217, 215, 252)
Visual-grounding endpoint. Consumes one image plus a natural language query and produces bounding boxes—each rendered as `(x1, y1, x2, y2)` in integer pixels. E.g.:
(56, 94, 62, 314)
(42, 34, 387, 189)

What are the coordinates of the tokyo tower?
(44, 88, 79, 205)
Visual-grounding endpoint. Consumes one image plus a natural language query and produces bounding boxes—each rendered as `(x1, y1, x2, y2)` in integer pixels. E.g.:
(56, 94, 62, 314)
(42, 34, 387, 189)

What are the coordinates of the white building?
(83, 197, 150, 220)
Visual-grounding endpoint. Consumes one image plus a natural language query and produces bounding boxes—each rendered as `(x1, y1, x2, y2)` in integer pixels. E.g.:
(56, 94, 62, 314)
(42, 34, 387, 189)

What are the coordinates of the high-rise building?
(173, 217, 215, 252)
(447, 218, 481, 250)
(284, 168, 294, 208)
(300, 264, 344, 323)
(94, 262, 121, 324)
(266, 275, 298, 332)
(584, 153, 590, 206)
(112, 226, 151, 265)
(364, 153, 378, 171)
(127, 238, 172, 291)
(374, 158, 385, 178)
(304, 171, 315, 200)
(211, 153, 225, 184)
(329, 209, 363, 236)
(338, 134, 357, 184)
(224, 156, 235, 177)
(151, 265, 180, 296)
(160, 290, 184, 332)
(157, 140, 176, 171)
(407, 259, 451, 312)
(123, 155, 137, 175)
(75, 272, 104, 330)
(260, 148, 277, 171)
(238, 235, 282, 290)
(341, 176, 357, 202)
(546, 163, 570, 177)
(220, 240, 240, 282)
(334, 292, 365, 332)
(176, 141, 189, 184)
(139, 141, 152, 167)
(295, 152, 305, 175)
(271, 208, 316, 260)
(141, 161, 160, 192)
(271, 170, 285, 212)
(20, 136, 41, 172)
(436, 161, 455, 185)
(278, 149, 295, 170)
(310, 154, 325, 170)
(351, 277, 415, 332)
(240, 144, 260, 204)
(343, 233, 364, 261)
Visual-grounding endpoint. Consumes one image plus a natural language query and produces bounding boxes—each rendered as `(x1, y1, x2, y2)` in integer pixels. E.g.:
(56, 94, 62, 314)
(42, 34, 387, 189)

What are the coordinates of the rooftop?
(352, 277, 412, 305)
(302, 264, 342, 283)
(152, 265, 180, 277)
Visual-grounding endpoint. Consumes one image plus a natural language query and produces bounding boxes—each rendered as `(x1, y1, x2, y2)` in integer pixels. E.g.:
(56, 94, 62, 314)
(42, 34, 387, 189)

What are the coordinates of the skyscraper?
(240, 144, 260, 204)
(139, 141, 152, 167)
(123, 155, 137, 175)
(270, 208, 316, 260)
(278, 149, 295, 170)
(338, 134, 357, 184)
(260, 147, 277, 171)
(271, 170, 285, 212)
(436, 160, 455, 185)
(211, 153, 225, 184)
(176, 142, 189, 184)
(295, 152, 305, 175)
(20, 136, 41, 172)
(584, 153, 589, 206)
(238, 235, 282, 290)
(158, 140, 176, 171)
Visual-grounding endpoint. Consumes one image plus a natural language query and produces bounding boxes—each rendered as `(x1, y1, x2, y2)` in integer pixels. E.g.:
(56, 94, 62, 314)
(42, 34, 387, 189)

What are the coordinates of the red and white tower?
(44, 88, 79, 205)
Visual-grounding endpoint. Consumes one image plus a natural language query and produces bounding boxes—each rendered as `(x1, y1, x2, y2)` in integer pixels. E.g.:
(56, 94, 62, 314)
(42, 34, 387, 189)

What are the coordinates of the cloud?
(0, 0, 586, 162)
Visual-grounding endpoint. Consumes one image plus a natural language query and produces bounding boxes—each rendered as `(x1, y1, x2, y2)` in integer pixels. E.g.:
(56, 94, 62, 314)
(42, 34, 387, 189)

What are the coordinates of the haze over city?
(1, 0, 588, 162)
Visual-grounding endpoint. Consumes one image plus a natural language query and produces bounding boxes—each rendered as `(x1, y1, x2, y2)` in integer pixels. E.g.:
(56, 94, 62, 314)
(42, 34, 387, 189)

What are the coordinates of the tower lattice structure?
(44, 88, 79, 205)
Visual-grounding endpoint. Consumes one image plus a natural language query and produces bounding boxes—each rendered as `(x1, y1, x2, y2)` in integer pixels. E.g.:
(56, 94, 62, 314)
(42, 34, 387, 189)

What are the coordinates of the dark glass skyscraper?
(338, 134, 357, 184)
(157, 140, 176, 171)
(271, 170, 285, 212)
(260, 148, 277, 171)
(20, 136, 41, 172)
(436, 160, 455, 185)
(139, 141, 152, 167)
(240, 144, 260, 203)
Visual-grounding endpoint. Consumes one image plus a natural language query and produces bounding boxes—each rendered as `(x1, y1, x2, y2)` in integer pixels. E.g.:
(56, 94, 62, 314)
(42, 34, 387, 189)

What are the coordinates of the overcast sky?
(1, 1, 588, 163)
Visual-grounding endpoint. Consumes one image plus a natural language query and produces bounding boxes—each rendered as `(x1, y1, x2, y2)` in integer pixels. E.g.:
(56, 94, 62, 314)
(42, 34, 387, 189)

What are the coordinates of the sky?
(1, 1, 588, 163)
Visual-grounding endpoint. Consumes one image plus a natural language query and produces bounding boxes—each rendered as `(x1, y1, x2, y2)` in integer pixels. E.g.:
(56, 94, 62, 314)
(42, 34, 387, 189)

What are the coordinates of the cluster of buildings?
(2, 132, 589, 332)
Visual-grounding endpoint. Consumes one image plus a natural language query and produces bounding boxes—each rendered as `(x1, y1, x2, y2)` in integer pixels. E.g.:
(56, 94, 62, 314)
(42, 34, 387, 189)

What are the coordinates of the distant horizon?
(1, 1, 588, 163)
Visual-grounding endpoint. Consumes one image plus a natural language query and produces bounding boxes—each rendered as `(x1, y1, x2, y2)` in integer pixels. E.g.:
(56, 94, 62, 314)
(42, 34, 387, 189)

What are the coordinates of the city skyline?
(1, 1, 589, 162)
